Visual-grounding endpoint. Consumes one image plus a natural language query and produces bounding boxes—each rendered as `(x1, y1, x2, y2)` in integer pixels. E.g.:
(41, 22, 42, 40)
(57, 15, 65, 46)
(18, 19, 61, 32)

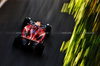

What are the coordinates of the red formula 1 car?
(13, 17, 52, 55)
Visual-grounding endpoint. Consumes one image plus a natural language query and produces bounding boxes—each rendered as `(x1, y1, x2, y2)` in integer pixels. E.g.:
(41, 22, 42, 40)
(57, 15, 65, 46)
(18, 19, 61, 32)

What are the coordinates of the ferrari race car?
(13, 17, 52, 55)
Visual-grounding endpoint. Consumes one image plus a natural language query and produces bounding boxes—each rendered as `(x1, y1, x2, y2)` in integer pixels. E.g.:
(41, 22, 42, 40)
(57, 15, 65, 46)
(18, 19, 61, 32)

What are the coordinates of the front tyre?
(22, 17, 31, 29)
(45, 24, 52, 37)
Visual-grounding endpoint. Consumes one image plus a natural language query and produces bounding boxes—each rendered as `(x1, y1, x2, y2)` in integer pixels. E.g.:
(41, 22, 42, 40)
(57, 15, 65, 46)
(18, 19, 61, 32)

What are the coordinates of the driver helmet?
(35, 21, 41, 26)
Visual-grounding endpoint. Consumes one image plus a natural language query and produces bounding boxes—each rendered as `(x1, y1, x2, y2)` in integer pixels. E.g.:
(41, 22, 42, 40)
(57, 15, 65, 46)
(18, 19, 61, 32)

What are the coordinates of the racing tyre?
(22, 17, 31, 29)
(35, 43, 44, 55)
(13, 35, 22, 48)
(45, 24, 52, 37)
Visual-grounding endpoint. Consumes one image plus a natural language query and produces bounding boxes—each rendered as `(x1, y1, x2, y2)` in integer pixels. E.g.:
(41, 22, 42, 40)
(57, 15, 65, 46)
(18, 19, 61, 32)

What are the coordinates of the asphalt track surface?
(0, 0, 75, 66)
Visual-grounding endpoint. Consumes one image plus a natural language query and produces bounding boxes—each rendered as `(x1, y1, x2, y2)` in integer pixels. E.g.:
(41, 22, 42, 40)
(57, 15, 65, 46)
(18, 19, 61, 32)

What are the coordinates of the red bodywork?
(22, 22, 46, 44)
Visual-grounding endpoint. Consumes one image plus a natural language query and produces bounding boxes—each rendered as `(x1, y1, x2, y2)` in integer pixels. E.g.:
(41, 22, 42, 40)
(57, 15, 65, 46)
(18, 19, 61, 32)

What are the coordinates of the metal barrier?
(0, 0, 7, 8)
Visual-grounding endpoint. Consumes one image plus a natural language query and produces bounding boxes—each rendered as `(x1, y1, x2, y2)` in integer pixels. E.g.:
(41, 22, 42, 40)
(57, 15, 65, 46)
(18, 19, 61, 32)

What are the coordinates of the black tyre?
(22, 17, 31, 29)
(35, 43, 45, 55)
(45, 24, 52, 36)
(13, 35, 22, 48)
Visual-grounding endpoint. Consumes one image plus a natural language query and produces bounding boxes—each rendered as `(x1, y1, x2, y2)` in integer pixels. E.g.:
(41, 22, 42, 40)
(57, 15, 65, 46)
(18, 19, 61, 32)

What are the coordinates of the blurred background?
(0, 0, 75, 66)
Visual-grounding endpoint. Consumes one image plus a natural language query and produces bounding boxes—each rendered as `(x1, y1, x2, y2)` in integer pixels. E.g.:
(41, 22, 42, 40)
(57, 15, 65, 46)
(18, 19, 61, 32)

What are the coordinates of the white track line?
(0, 0, 7, 8)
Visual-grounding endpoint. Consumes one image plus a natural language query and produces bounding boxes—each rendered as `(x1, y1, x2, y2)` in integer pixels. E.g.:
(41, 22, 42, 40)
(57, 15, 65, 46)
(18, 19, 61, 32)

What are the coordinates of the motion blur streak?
(0, 0, 74, 66)
(60, 0, 100, 66)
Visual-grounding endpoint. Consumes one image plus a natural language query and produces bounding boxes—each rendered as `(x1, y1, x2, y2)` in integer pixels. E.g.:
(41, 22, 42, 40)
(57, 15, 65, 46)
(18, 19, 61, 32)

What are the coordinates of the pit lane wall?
(0, 0, 7, 8)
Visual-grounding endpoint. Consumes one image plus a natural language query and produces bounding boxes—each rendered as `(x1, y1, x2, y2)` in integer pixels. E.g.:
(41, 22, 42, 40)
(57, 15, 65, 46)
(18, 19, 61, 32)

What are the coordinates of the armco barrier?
(0, 0, 7, 8)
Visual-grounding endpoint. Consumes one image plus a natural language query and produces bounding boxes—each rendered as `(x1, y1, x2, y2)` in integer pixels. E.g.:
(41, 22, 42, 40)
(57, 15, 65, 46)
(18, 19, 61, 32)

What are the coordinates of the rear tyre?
(13, 35, 22, 48)
(35, 43, 44, 55)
